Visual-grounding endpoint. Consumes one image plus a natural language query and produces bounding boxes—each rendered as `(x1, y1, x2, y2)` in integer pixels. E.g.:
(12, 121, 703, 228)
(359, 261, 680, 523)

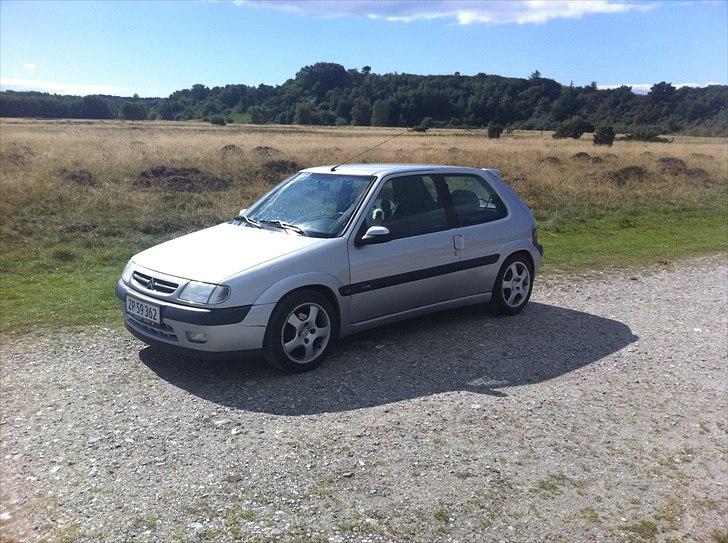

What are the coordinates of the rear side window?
(443, 175, 508, 226)
(365, 175, 449, 239)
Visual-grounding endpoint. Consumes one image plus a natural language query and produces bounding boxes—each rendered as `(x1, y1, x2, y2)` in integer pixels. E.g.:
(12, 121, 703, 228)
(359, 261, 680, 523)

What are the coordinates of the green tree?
(350, 99, 371, 126)
(295, 62, 348, 95)
(158, 100, 182, 120)
(71, 96, 113, 119)
(649, 82, 676, 103)
(293, 101, 312, 124)
(190, 83, 209, 101)
(247, 105, 271, 124)
(371, 99, 390, 126)
(120, 101, 147, 121)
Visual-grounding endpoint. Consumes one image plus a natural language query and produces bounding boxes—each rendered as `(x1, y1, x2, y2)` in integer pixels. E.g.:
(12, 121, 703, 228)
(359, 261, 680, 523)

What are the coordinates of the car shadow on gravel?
(139, 302, 637, 415)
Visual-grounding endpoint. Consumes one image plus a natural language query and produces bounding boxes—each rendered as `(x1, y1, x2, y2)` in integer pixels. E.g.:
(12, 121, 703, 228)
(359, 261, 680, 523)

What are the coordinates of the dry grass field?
(1, 118, 726, 329)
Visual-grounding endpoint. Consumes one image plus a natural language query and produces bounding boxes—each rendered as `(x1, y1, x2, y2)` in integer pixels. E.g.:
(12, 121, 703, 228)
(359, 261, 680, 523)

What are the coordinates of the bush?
(411, 125, 428, 133)
(553, 116, 594, 139)
(334, 117, 349, 126)
(593, 125, 615, 146)
(608, 165, 649, 186)
(420, 117, 435, 129)
(209, 115, 226, 126)
(624, 129, 671, 143)
(487, 123, 504, 139)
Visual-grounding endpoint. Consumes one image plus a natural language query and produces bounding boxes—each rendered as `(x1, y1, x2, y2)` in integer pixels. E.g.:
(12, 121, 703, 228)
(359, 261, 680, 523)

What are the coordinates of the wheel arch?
(495, 237, 541, 277)
(504, 249, 535, 273)
(254, 274, 344, 338)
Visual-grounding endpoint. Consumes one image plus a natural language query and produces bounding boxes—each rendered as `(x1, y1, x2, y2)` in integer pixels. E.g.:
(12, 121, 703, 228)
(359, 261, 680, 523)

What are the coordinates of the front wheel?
(490, 254, 533, 315)
(262, 289, 337, 373)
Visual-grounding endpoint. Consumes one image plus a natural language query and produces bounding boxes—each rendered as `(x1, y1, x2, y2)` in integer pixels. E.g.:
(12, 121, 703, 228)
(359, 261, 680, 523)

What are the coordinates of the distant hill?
(1, 63, 726, 135)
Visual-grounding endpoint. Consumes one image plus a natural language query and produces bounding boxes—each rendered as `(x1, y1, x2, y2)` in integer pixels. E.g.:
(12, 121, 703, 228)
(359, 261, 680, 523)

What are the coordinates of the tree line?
(1, 63, 726, 135)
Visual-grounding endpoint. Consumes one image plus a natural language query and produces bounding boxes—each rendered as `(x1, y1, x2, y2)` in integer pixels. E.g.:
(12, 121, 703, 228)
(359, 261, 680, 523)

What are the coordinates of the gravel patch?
(1, 256, 726, 542)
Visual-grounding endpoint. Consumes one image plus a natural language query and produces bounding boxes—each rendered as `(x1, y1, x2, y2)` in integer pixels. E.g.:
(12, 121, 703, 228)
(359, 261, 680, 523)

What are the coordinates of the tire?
(490, 253, 534, 315)
(262, 289, 338, 373)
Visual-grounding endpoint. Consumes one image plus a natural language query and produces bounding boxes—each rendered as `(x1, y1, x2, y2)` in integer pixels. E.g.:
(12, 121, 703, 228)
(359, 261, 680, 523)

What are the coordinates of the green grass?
(540, 212, 727, 272)
(0, 212, 725, 331)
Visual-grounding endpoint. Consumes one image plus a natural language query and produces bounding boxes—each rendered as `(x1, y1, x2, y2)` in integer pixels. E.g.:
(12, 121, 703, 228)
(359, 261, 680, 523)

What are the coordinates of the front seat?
(391, 177, 435, 220)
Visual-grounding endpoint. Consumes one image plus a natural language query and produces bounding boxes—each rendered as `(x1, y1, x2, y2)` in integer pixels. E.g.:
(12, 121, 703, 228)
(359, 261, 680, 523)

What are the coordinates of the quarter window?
(443, 175, 508, 226)
(365, 175, 448, 239)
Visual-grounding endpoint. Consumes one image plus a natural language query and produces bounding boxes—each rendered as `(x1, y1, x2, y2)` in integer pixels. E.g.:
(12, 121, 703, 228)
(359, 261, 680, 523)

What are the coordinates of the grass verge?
(540, 212, 727, 271)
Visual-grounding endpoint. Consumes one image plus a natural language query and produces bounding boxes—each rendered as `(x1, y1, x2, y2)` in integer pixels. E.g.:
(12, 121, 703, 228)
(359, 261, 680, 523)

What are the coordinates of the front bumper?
(116, 280, 271, 359)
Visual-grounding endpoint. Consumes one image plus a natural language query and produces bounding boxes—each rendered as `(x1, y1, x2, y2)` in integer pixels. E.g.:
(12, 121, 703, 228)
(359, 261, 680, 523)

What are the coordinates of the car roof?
(300, 163, 500, 177)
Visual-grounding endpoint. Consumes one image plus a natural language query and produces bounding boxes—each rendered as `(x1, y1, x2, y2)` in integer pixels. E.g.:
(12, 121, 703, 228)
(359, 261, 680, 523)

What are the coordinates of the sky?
(0, 0, 726, 97)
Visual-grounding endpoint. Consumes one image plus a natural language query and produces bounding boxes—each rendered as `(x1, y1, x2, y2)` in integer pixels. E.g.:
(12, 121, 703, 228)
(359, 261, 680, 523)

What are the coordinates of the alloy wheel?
(281, 303, 331, 364)
(501, 261, 531, 308)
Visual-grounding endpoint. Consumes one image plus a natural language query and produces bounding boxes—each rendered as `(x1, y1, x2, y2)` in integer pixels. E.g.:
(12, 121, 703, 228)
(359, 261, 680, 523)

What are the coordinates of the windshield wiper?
(259, 219, 307, 236)
(234, 215, 262, 228)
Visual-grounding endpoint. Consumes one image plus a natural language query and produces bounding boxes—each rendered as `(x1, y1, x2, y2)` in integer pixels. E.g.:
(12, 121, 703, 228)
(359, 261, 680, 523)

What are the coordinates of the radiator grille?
(132, 271, 179, 294)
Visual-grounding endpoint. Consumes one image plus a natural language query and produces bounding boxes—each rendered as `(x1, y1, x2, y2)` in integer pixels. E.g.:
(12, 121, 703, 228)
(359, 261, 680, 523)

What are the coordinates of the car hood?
(132, 223, 326, 284)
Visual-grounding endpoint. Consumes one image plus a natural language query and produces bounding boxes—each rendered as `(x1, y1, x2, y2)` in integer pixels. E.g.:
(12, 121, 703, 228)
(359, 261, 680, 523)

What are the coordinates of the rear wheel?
(263, 289, 337, 373)
(491, 254, 533, 315)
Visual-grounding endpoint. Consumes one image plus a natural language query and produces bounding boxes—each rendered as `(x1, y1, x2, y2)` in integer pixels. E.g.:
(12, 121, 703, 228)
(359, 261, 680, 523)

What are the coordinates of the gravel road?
(1, 256, 726, 543)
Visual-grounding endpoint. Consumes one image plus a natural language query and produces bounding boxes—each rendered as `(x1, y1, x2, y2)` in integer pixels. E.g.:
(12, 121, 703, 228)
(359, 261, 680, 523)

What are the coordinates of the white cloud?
(23, 63, 38, 75)
(237, 0, 654, 24)
(599, 81, 722, 94)
(0, 77, 125, 95)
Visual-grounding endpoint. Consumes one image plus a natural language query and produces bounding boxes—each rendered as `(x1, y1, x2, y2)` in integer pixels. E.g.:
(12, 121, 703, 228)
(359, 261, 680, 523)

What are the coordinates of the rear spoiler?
(481, 168, 502, 178)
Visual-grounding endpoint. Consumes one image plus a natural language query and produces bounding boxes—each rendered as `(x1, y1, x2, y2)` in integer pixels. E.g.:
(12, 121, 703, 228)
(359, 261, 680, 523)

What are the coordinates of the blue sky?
(0, 0, 726, 97)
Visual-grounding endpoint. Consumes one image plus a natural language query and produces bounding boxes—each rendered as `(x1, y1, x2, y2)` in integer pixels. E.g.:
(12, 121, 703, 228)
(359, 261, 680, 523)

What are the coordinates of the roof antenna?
(331, 131, 407, 172)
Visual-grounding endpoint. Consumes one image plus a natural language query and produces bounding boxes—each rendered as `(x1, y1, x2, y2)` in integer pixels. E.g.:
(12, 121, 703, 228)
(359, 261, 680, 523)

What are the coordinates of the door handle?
(453, 235, 463, 250)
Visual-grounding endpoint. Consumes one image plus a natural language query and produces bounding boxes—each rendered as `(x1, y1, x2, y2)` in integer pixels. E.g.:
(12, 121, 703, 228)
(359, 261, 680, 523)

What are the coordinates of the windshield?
(245, 172, 375, 237)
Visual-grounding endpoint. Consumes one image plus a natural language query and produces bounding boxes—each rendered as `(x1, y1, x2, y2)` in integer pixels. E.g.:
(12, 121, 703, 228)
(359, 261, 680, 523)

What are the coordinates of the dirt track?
(1, 256, 726, 542)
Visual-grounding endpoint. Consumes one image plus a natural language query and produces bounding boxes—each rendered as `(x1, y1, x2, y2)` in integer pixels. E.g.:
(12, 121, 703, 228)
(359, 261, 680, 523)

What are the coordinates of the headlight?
(178, 281, 230, 305)
(121, 261, 134, 284)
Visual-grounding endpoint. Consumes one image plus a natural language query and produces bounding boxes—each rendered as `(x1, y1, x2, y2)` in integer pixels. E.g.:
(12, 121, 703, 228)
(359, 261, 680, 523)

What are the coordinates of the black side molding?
(163, 304, 251, 326)
(339, 253, 499, 296)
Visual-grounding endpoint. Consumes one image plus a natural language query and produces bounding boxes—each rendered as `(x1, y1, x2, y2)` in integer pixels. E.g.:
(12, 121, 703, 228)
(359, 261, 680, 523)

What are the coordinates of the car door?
(345, 174, 460, 323)
(440, 173, 511, 298)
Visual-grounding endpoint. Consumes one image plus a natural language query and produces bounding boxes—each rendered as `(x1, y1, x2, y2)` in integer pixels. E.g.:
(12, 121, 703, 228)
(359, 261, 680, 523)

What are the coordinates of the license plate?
(126, 295, 160, 325)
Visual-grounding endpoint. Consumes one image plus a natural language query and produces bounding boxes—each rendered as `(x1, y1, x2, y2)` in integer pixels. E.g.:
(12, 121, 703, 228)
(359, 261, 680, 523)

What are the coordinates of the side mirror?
(357, 226, 392, 246)
(239, 208, 247, 216)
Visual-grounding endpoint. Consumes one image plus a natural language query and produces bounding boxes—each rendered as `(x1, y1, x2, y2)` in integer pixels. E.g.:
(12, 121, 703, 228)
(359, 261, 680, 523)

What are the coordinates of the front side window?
(365, 175, 448, 239)
(246, 172, 374, 237)
(442, 175, 508, 226)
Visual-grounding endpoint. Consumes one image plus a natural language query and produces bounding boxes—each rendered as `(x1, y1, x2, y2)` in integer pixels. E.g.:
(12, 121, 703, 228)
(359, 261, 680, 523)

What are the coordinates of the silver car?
(117, 164, 543, 372)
